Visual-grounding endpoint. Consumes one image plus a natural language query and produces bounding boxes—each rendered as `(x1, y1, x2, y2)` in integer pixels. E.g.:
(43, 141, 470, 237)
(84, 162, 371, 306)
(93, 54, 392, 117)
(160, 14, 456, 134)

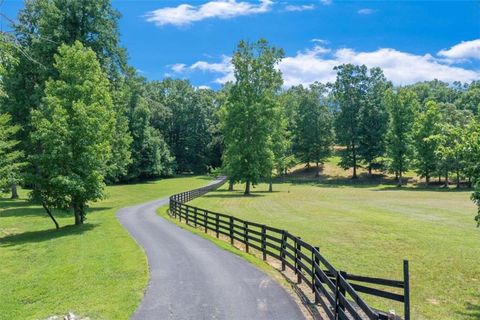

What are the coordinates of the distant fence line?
(168, 177, 410, 320)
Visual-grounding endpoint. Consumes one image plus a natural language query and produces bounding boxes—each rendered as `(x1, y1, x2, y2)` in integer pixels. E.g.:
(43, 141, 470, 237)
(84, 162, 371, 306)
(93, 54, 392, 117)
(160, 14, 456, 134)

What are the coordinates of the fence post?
(334, 272, 340, 318)
(204, 211, 207, 233)
(296, 237, 302, 284)
(404, 260, 410, 320)
(194, 207, 198, 227)
(281, 231, 286, 271)
(339, 271, 347, 313)
(314, 246, 320, 304)
(261, 225, 267, 261)
(186, 206, 189, 225)
(244, 221, 249, 253)
(179, 204, 182, 222)
(215, 214, 219, 238)
(229, 216, 234, 245)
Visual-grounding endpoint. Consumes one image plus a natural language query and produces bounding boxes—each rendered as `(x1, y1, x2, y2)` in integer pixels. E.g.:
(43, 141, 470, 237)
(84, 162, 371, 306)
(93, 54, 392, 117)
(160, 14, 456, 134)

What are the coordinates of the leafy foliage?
(332, 64, 368, 178)
(221, 39, 284, 194)
(0, 114, 25, 193)
(30, 42, 115, 225)
(292, 83, 334, 167)
(385, 88, 419, 185)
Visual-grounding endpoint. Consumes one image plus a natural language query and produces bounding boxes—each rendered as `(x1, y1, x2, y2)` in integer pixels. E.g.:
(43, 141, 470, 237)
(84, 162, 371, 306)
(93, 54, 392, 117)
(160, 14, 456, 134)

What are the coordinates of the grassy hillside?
(0, 176, 211, 320)
(190, 163, 479, 320)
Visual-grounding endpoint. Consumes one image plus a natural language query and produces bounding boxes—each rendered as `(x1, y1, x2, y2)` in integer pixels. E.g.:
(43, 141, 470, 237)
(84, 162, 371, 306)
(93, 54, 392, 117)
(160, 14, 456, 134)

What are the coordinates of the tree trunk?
(425, 175, 430, 186)
(269, 181, 273, 192)
(397, 172, 403, 187)
(456, 169, 460, 189)
(42, 202, 59, 229)
(73, 203, 83, 225)
(228, 181, 234, 191)
(244, 181, 251, 195)
(10, 184, 18, 199)
(368, 163, 372, 175)
(352, 145, 358, 179)
(444, 171, 449, 188)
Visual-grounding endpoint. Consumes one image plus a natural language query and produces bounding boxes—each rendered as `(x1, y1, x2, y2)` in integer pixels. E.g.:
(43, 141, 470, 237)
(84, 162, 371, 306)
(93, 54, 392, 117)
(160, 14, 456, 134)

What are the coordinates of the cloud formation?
(285, 4, 315, 12)
(438, 39, 480, 61)
(145, 0, 273, 27)
(171, 41, 480, 87)
(358, 8, 376, 15)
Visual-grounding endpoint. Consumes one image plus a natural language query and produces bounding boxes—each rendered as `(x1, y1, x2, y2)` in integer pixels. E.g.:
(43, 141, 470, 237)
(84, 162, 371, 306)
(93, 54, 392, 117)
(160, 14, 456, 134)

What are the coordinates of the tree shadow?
(456, 294, 480, 320)
(201, 189, 271, 199)
(375, 185, 472, 193)
(0, 202, 111, 218)
(278, 176, 397, 189)
(0, 223, 97, 247)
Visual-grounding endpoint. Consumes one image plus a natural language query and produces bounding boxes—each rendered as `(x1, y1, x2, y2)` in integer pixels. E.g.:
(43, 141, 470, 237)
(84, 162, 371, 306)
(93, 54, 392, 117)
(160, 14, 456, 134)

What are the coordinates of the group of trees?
(221, 40, 480, 224)
(0, 0, 221, 227)
(0, 1, 479, 226)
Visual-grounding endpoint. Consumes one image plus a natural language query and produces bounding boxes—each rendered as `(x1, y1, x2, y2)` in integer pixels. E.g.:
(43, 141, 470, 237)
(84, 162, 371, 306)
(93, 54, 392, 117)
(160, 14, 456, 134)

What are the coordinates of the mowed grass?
(190, 174, 480, 319)
(0, 176, 210, 320)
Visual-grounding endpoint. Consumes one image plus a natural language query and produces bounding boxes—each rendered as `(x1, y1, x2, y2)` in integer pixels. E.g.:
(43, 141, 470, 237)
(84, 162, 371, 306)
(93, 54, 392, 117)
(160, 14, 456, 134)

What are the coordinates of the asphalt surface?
(116, 182, 305, 320)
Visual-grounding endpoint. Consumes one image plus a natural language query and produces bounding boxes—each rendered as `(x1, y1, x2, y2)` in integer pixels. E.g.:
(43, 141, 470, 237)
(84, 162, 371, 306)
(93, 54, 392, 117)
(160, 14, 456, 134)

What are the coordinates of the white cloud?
(171, 63, 187, 73)
(358, 8, 376, 15)
(438, 39, 480, 61)
(320, 0, 332, 5)
(171, 42, 480, 87)
(145, 0, 273, 27)
(285, 4, 315, 12)
(196, 85, 212, 90)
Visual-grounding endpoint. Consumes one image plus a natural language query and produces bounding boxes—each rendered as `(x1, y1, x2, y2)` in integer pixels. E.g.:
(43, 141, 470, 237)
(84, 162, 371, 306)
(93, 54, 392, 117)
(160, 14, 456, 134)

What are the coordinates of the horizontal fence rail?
(169, 177, 410, 320)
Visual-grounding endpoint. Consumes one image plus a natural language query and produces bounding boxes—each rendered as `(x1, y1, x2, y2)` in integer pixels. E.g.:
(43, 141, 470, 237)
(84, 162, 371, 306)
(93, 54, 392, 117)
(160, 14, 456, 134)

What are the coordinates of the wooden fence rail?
(169, 177, 410, 320)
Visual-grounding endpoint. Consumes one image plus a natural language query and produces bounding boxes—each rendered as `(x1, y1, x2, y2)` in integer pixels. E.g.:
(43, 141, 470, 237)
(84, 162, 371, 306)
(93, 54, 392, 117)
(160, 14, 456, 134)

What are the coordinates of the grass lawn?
(190, 168, 480, 320)
(0, 175, 211, 320)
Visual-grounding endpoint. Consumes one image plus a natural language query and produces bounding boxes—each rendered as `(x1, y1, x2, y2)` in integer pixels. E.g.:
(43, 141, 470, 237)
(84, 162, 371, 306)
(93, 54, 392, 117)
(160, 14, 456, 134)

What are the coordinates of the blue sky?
(2, 0, 480, 89)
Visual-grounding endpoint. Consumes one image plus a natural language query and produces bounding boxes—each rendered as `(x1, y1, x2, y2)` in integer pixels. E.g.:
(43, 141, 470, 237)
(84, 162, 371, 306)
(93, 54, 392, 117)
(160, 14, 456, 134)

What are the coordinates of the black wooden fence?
(169, 177, 410, 320)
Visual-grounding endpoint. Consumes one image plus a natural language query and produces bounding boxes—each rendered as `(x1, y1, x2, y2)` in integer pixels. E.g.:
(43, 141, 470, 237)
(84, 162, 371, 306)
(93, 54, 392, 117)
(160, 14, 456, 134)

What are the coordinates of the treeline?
(0, 1, 479, 227)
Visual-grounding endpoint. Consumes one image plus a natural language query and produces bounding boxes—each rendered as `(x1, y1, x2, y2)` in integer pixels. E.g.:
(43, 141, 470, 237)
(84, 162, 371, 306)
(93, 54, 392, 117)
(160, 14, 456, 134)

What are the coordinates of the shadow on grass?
(457, 294, 480, 320)
(201, 189, 274, 199)
(374, 185, 472, 193)
(0, 223, 97, 247)
(0, 201, 111, 218)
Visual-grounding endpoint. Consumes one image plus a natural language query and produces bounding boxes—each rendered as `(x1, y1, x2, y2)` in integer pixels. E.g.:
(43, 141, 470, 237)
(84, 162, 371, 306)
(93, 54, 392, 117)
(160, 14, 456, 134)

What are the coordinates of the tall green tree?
(3, 0, 130, 181)
(435, 104, 473, 186)
(332, 64, 368, 179)
(30, 42, 115, 227)
(0, 114, 25, 198)
(293, 83, 334, 168)
(221, 39, 284, 195)
(412, 100, 442, 185)
(385, 88, 419, 186)
(357, 67, 391, 174)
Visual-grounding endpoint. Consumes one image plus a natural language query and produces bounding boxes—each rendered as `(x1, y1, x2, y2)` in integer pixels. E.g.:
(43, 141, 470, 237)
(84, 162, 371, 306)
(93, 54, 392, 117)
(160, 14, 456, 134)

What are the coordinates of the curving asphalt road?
(116, 181, 305, 320)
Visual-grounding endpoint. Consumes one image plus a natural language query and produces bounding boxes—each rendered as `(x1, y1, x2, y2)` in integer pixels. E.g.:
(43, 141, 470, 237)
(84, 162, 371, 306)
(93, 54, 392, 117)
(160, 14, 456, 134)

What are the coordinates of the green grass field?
(0, 176, 210, 320)
(190, 175, 480, 319)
